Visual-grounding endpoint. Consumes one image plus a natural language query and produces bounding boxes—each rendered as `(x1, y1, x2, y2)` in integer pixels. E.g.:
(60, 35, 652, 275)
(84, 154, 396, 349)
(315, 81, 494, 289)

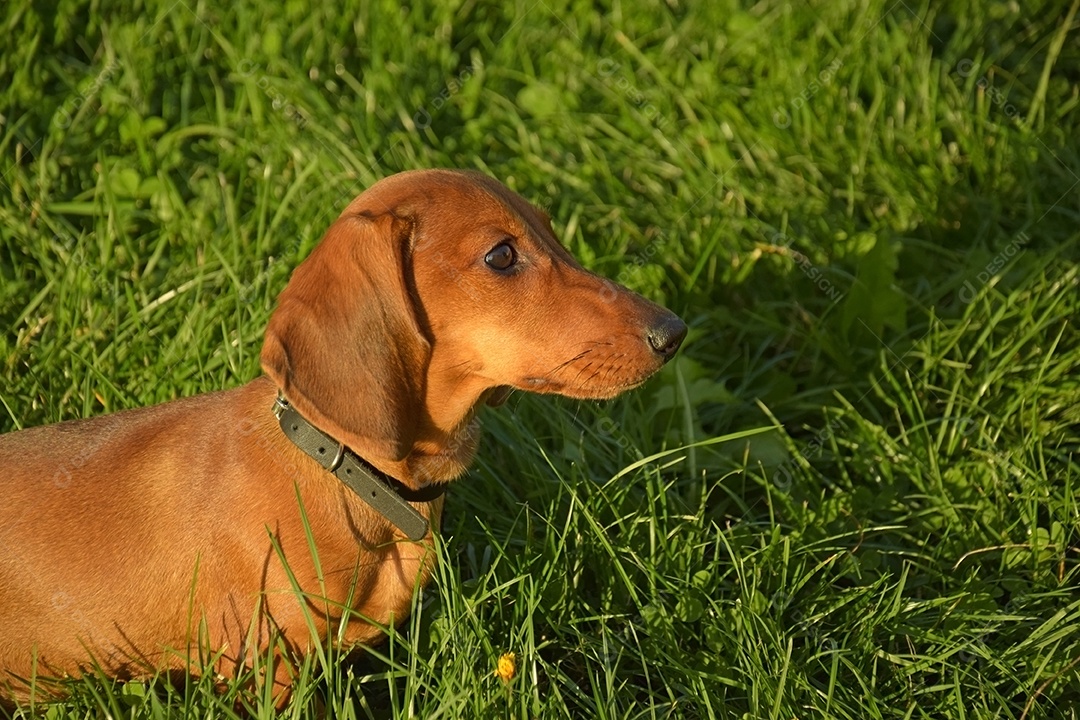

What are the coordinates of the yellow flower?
(494, 652, 516, 682)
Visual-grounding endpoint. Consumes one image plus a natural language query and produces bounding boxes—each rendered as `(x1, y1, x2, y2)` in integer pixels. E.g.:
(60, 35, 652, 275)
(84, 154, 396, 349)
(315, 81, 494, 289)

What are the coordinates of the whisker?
(571, 361, 595, 385)
(546, 348, 592, 378)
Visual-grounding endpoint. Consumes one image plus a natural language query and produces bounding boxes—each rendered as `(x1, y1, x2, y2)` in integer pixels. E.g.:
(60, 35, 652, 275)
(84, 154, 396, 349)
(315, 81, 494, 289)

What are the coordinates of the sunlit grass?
(1, 0, 1079, 717)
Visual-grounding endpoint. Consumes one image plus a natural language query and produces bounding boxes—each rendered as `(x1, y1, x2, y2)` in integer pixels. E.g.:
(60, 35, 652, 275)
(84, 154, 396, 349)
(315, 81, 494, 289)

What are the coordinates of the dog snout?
(646, 313, 687, 362)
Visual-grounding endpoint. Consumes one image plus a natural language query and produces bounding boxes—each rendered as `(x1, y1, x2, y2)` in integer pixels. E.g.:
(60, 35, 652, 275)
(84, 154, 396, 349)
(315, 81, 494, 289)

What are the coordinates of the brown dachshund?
(0, 169, 685, 703)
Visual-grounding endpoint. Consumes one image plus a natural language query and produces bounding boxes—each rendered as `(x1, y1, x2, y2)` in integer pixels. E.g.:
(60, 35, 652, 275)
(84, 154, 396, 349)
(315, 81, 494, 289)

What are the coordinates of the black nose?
(646, 314, 687, 361)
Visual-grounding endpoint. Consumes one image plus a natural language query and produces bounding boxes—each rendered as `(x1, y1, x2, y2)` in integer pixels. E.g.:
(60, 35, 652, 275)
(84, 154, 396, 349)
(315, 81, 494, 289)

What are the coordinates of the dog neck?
(272, 395, 445, 540)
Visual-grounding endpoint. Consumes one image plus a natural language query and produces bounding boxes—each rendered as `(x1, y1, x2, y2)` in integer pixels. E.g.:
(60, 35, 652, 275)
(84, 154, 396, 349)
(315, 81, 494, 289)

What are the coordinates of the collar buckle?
(272, 393, 289, 420)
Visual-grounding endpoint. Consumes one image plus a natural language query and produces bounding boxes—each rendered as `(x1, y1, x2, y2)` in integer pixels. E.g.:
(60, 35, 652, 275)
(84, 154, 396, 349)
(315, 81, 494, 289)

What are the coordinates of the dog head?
(262, 169, 686, 484)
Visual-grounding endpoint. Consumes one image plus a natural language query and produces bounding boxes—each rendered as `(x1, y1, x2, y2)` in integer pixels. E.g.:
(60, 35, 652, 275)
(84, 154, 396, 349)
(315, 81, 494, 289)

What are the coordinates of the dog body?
(0, 169, 685, 700)
(0, 378, 420, 687)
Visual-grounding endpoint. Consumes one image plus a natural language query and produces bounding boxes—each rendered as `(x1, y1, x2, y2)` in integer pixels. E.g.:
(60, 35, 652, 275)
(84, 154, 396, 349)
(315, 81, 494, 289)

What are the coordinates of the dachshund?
(0, 168, 686, 704)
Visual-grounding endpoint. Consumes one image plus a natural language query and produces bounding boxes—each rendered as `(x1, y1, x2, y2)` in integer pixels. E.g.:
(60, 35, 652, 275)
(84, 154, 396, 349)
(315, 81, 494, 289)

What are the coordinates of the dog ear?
(261, 211, 430, 463)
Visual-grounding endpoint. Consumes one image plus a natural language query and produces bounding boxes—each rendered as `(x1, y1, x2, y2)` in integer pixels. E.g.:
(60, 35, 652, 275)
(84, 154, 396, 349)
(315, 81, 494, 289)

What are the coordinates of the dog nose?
(646, 314, 687, 361)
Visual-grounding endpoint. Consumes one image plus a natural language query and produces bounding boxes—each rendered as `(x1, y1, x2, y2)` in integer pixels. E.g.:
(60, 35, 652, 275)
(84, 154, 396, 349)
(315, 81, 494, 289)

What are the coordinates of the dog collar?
(272, 395, 445, 541)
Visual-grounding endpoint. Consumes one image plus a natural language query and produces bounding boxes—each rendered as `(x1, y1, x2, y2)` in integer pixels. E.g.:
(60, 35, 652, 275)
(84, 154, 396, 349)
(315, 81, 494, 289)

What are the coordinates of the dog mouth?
(520, 373, 649, 400)
(483, 352, 661, 405)
(520, 345, 667, 400)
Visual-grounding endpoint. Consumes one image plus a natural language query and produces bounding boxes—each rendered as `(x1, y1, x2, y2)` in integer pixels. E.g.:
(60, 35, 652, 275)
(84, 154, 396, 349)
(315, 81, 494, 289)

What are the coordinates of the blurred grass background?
(1, 0, 1079, 717)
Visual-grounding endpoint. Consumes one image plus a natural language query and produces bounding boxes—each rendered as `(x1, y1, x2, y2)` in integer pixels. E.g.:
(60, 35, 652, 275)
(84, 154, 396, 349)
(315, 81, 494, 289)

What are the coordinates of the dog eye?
(484, 243, 516, 271)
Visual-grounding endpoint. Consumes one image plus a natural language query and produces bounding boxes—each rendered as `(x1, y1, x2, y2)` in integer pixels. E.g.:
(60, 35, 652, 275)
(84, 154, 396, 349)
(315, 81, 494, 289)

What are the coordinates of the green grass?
(2, 0, 1079, 716)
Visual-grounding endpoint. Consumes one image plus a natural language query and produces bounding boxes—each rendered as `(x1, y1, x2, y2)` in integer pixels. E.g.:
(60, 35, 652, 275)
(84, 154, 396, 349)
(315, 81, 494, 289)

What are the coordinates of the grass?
(1, 0, 1079, 716)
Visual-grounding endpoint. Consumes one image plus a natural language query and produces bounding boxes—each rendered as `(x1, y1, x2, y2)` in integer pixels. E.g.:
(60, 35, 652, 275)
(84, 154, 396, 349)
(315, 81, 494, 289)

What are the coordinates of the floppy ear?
(261, 211, 430, 462)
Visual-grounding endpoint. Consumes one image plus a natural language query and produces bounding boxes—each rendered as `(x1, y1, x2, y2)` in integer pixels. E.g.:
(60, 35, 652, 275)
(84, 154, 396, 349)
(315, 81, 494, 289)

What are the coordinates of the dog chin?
(524, 376, 650, 401)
